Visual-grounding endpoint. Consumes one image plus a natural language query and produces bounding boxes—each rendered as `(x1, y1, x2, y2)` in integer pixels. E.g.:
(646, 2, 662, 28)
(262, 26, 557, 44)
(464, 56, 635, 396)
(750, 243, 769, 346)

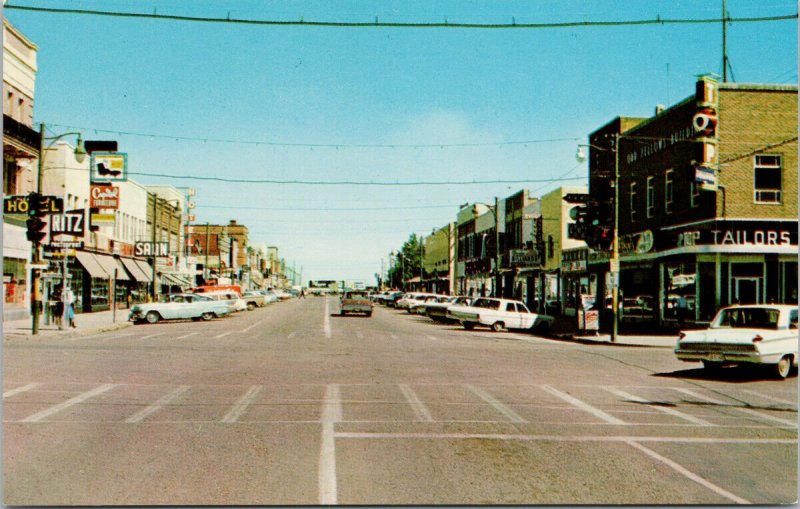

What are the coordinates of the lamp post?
(576, 134, 620, 343)
(36, 123, 86, 334)
(472, 197, 500, 297)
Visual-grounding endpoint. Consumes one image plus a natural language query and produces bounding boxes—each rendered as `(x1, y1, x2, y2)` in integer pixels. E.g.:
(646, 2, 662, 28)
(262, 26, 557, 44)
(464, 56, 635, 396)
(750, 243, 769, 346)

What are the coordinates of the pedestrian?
(676, 294, 688, 327)
(65, 286, 76, 328)
(299, 288, 306, 299)
(54, 285, 64, 327)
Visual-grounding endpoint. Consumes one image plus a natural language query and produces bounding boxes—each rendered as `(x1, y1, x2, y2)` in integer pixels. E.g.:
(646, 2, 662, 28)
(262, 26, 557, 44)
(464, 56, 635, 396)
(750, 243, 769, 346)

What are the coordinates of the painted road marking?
(542, 385, 627, 425)
(240, 320, 263, 333)
(674, 388, 797, 427)
(605, 387, 715, 426)
(20, 384, 116, 423)
(214, 331, 234, 339)
(222, 385, 263, 423)
(425, 334, 438, 341)
(356, 332, 364, 339)
(3, 383, 40, 399)
(125, 386, 191, 423)
(390, 334, 398, 340)
(175, 332, 199, 340)
(324, 300, 331, 338)
(398, 384, 434, 422)
(319, 384, 341, 505)
(739, 389, 797, 407)
(288, 331, 297, 339)
(625, 440, 750, 504)
(466, 385, 527, 423)
(140, 333, 165, 340)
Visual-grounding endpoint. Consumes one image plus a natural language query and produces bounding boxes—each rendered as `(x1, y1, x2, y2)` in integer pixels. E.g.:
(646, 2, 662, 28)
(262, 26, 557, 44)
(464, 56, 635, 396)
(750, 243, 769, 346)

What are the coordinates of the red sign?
(90, 185, 120, 209)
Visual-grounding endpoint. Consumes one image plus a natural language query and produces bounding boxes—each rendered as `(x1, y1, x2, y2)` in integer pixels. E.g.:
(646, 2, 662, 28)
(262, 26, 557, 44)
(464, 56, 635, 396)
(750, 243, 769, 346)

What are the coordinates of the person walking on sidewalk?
(65, 287, 76, 328)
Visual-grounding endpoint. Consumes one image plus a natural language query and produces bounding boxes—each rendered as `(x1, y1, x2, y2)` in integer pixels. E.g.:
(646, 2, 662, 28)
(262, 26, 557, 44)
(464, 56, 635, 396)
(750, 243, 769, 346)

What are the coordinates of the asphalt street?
(3, 296, 797, 505)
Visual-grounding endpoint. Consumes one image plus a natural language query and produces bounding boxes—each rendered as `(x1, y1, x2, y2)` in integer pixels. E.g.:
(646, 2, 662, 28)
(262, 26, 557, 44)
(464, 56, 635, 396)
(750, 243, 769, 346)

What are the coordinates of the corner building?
(588, 78, 797, 329)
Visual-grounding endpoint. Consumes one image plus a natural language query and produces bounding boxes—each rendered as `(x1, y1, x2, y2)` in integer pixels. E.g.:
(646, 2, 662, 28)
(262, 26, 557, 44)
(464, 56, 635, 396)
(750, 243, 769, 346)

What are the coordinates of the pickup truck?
(340, 290, 373, 317)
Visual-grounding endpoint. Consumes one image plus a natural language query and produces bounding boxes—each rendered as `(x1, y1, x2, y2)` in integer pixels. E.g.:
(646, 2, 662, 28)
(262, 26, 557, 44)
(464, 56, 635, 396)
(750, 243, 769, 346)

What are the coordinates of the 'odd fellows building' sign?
(134, 241, 169, 257)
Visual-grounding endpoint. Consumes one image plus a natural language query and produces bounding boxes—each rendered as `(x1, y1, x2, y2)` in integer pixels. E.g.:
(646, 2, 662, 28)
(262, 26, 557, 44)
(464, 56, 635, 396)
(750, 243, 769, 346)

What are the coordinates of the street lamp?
(472, 197, 500, 297)
(36, 123, 86, 334)
(576, 134, 620, 342)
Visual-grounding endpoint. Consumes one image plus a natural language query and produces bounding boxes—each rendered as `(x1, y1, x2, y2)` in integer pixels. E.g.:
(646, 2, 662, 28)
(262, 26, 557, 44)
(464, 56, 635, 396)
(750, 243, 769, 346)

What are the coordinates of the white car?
(202, 291, 247, 312)
(397, 293, 435, 311)
(675, 304, 799, 379)
(129, 293, 230, 324)
(425, 296, 472, 323)
(447, 297, 554, 332)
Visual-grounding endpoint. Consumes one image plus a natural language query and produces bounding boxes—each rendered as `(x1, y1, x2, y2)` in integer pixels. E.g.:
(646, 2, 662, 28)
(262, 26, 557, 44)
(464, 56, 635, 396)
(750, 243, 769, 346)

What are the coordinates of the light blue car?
(129, 293, 231, 324)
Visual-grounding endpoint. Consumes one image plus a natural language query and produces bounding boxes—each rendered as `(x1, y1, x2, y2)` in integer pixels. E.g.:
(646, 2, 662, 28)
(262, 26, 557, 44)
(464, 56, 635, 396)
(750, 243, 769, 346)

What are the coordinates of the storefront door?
(735, 277, 761, 304)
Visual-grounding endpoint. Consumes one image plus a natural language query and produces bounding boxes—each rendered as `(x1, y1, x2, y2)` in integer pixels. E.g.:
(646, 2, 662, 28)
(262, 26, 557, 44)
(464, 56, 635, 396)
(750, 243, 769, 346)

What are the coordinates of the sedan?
(675, 304, 798, 379)
(447, 297, 554, 332)
(129, 293, 230, 324)
(425, 296, 472, 323)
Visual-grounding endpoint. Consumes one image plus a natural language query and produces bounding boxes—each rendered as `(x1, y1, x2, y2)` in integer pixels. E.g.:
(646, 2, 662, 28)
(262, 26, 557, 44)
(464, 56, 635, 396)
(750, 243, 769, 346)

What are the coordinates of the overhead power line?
(45, 123, 578, 149)
(128, 171, 588, 186)
(5, 4, 797, 28)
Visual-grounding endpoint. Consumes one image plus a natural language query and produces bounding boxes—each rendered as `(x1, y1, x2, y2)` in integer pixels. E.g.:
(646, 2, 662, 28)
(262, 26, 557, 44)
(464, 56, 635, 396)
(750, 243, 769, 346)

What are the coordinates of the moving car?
(447, 297, 554, 332)
(675, 304, 798, 379)
(129, 293, 230, 324)
(340, 290, 373, 316)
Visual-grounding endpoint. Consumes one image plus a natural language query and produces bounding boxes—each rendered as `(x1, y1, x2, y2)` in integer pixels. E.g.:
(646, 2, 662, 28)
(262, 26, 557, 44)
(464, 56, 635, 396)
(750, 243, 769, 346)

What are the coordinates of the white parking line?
(466, 385, 527, 423)
(739, 389, 797, 407)
(324, 300, 331, 338)
(624, 440, 751, 504)
(175, 332, 199, 340)
(674, 388, 797, 427)
(20, 384, 116, 423)
(140, 333, 164, 340)
(541, 385, 627, 425)
(425, 334, 438, 341)
(398, 384, 434, 422)
(222, 385, 263, 423)
(319, 384, 341, 505)
(214, 331, 234, 339)
(125, 386, 190, 423)
(240, 320, 262, 333)
(3, 383, 40, 399)
(605, 387, 715, 426)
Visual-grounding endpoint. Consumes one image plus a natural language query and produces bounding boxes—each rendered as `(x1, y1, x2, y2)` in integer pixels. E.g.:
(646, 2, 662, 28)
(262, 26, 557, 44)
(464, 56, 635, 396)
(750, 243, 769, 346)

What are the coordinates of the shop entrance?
(735, 277, 761, 304)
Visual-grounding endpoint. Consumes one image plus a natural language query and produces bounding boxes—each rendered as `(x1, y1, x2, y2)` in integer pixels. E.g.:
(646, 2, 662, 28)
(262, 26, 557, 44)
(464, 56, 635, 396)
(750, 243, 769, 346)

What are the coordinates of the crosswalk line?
(674, 388, 797, 427)
(398, 384, 434, 422)
(4, 383, 40, 399)
(222, 385, 263, 423)
(739, 389, 797, 407)
(125, 386, 191, 423)
(542, 385, 627, 425)
(466, 385, 527, 423)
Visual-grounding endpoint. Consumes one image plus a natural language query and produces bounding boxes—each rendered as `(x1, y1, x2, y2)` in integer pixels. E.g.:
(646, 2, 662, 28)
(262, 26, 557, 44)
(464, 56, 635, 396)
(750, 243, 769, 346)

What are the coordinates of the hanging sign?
(90, 185, 120, 209)
(90, 152, 128, 183)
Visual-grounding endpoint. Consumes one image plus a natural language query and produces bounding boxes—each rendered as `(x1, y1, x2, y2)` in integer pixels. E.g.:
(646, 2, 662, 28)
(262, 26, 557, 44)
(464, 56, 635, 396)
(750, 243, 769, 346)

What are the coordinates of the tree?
(387, 233, 423, 290)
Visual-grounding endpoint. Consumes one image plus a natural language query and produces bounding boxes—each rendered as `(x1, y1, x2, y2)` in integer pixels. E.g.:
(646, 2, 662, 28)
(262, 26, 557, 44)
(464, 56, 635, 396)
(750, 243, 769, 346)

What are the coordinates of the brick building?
(587, 77, 797, 329)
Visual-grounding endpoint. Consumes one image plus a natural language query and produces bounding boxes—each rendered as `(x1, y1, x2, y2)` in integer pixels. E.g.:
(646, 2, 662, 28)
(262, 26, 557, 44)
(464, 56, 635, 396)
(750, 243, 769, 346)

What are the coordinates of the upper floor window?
(690, 181, 700, 208)
(664, 170, 674, 214)
(754, 155, 782, 203)
(630, 182, 638, 222)
(646, 177, 655, 218)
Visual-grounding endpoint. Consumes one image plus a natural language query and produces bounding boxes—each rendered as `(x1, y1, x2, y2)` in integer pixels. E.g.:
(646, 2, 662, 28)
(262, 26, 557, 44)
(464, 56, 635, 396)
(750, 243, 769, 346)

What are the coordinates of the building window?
(646, 177, 655, 217)
(547, 236, 554, 259)
(690, 181, 700, 208)
(664, 169, 674, 214)
(630, 182, 637, 222)
(754, 155, 782, 203)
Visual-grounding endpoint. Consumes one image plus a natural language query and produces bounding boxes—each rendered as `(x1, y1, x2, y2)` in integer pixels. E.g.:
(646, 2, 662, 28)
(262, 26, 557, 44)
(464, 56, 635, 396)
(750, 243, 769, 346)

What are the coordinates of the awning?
(133, 259, 153, 282)
(94, 253, 130, 281)
(75, 251, 108, 279)
(120, 258, 150, 283)
(160, 272, 194, 288)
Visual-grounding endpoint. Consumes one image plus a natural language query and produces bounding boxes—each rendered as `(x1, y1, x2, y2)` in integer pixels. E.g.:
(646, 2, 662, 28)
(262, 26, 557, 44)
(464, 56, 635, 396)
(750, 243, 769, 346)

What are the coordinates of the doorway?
(735, 277, 761, 304)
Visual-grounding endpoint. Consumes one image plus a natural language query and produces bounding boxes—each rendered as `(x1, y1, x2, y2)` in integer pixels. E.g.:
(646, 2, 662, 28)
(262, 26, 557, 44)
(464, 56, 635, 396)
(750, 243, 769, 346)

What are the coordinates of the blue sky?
(6, 0, 797, 283)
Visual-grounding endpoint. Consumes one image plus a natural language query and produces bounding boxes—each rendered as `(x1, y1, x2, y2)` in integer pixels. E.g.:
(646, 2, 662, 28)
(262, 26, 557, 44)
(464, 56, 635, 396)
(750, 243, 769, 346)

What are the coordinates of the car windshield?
(472, 298, 500, 310)
(715, 308, 781, 329)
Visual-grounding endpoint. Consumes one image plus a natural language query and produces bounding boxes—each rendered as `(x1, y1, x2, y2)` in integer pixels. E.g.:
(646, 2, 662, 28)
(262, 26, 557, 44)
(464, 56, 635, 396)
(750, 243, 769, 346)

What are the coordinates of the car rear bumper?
(674, 349, 779, 365)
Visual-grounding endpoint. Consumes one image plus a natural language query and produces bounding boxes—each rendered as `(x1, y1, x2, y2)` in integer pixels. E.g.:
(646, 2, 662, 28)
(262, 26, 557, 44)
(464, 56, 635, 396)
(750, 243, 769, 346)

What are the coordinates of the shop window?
(646, 177, 655, 218)
(754, 155, 781, 203)
(629, 182, 637, 222)
(663, 263, 696, 321)
(664, 169, 674, 214)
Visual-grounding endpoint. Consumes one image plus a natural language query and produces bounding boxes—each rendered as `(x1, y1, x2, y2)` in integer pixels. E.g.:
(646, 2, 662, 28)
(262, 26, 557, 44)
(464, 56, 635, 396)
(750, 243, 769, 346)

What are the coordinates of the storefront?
(120, 257, 152, 304)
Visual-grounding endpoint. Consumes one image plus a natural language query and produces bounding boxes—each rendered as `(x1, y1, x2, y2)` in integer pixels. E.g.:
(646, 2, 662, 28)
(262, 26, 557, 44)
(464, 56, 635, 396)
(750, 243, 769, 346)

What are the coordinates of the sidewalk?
(3, 308, 133, 339)
(546, 315, 679, 348)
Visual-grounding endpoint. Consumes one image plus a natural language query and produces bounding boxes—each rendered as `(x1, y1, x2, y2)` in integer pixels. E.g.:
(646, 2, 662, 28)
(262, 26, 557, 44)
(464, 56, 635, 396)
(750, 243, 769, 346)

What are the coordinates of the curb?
(3, 321, 133, 340)
(545, 331, 674, 348)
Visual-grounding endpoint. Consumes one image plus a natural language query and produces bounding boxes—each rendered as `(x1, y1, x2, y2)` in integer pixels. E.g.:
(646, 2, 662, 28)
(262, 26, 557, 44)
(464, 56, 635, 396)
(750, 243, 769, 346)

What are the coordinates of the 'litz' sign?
(90, 185, 120, 209)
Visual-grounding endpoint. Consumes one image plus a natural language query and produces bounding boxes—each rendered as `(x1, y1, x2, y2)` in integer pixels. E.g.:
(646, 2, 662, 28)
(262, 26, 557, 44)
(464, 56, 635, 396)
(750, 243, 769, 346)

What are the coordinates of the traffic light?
(567, 204, 590, 240)
(568, 200, 615, 251)
(26, 193, 48, 243)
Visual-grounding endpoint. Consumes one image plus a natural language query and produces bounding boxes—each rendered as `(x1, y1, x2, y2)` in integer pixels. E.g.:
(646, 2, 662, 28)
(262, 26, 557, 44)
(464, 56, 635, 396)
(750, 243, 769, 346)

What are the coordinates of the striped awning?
(160, 272, 194, 289)
(75, 251, 107, 279)
(120, 258, 151, 283)
(133, 259, 153, 282)
(94, 253, 130, 281)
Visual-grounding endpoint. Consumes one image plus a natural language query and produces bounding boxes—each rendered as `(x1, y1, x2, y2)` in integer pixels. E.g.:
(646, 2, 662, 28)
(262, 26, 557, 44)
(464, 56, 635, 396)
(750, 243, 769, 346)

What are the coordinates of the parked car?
(447, 297, 554, 332)
(340, 290, 373, 317)
(202, 291, 247, 312)
(412, 295, 447, 315)
(259, 289, 279, 304)
(241, 291, 267, 310)
(381, 291, 404, 307)
(675, 304, 799, 379)
(425, 296, 472, 323)
(129, 293, 230, 324)
(397, 293, 435, 311)
(408, 294, 439, 314)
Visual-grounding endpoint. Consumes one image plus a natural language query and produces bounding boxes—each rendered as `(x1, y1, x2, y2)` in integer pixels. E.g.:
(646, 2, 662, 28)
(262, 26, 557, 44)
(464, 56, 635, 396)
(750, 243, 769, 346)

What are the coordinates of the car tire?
(462, 322, 475, 330)
(365, 312, 372, 317)
(201, 312, 214, 321)
(247, 302, 256, 311)
(702, 360, 723, 371)
(775, 355, 793, 379)
(491, 321, 504, 333)
(145, 311, 160, 324)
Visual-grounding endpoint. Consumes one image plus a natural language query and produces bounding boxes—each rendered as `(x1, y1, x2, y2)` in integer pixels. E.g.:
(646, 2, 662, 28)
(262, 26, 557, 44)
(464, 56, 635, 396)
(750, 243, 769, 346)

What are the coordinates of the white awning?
(133, 259, 153, 282)
(75, 251, 108, 279)
(120, 258, 150, 283)
(94, 253, 130, 281)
